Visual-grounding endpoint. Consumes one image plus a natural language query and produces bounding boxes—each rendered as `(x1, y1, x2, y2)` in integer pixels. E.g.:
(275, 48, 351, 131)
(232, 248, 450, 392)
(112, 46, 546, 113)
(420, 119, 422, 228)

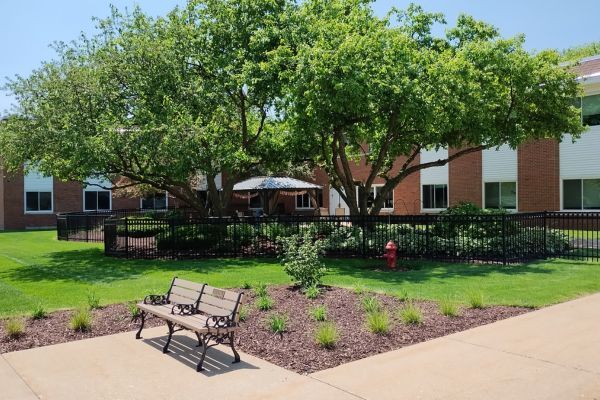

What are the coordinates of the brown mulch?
(0, 287, 531, 375)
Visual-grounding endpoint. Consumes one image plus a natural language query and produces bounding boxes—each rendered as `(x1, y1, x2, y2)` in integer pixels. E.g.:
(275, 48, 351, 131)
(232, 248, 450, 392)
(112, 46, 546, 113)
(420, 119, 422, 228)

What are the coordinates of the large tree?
(0, 0, 293, 215)
(280, 0, 585, 215)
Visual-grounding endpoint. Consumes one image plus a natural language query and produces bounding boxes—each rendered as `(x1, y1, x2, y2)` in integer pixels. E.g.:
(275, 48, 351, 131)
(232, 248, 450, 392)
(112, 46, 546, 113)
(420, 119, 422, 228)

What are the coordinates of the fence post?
(425, 218, 430, 259)
(501, 214, 507, 265)
(543, 211, 548, 259)
(362, 216, 367, 257)
(124, 218, 129, 259)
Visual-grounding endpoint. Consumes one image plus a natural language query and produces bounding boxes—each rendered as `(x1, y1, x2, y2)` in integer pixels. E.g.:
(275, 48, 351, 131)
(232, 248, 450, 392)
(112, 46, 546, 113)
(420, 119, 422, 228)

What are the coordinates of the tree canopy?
(0, 0, 585, 216)
(560, 41, 600, 63)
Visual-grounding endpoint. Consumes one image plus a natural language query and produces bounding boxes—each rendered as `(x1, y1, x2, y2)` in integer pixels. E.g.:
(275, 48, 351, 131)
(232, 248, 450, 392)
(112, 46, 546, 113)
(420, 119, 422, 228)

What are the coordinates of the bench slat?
(203, 285, 240, 302)
(200, 292, 238, 310)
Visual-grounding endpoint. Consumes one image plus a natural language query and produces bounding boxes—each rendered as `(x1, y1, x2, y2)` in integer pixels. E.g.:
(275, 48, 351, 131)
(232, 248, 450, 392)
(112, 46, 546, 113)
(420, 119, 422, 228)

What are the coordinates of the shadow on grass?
(3, 247, 274, 284)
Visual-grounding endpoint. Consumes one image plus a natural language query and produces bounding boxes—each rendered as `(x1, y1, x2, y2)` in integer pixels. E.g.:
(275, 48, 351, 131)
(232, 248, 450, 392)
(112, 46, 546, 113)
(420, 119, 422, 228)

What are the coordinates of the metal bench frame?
(135, 277, 244, 372)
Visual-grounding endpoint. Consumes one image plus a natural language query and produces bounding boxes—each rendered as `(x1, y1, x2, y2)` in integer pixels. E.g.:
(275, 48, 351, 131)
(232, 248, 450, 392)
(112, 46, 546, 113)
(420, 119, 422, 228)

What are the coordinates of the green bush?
(366, 310, 391, 335)
(315, 322, 339, 348)
(361, 296, 381, 313)
(304, 285, 320, 299)
(227, 224, 254, 246)
(31, 302, 47, 320)
(116, 217, 166, 238)
(309, 305, 328, 322)
(156, 224, 224, 251)
(267, 313, 287, 334)
(279, 233, 326, 288)
(4, 318, 25, 339)
(399, 302, 423, 325)
(466, 290, 485, 309)
(262, 222, 296, 240)
(256, 295, 274, 311)
(438, 298, 459, 317)
(87, 291, 101, 310)
(70, 308, 92, 332)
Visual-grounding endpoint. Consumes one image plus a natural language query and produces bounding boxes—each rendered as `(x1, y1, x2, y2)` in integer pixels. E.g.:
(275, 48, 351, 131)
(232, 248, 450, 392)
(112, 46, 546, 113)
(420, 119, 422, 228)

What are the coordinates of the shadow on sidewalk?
(142, 334, 259, 377)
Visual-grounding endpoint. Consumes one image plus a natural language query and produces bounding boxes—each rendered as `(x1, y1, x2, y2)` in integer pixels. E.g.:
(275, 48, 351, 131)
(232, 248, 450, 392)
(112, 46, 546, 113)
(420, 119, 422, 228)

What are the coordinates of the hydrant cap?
(385, 240, 397, 250)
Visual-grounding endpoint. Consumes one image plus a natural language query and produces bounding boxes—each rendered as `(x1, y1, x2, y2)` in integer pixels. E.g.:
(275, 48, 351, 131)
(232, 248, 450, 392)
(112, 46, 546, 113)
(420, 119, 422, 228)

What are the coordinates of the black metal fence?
(95, 212, 600, 263)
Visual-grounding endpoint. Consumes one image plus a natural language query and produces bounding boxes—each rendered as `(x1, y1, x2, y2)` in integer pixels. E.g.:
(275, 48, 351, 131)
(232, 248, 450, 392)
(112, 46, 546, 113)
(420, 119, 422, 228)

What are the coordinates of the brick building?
(1, 56, 599, 229)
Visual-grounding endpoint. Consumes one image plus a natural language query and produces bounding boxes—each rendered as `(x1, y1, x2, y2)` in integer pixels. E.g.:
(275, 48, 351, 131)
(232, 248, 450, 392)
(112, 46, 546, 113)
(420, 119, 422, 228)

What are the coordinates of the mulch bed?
(0, 287, 531, 374)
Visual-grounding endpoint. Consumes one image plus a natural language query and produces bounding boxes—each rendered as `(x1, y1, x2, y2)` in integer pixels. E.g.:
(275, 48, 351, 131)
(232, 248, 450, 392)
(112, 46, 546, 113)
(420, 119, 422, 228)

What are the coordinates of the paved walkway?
(2, 293, 600, 400)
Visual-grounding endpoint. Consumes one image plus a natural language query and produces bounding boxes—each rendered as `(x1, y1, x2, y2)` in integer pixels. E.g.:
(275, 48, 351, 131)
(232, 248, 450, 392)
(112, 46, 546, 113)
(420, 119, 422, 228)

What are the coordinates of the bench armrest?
(204, 314, 236, 329)
(143, 294, 168, 305)
(171, 303, 196, 315)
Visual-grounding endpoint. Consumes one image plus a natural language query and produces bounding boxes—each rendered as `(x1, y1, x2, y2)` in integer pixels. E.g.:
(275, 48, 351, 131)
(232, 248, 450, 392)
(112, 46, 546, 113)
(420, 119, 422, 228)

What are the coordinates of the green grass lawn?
(1, 230, 599, 317)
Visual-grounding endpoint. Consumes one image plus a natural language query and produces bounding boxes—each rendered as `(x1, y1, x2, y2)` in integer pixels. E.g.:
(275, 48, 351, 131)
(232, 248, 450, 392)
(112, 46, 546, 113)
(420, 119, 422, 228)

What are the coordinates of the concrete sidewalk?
(2, 293, 600, 400)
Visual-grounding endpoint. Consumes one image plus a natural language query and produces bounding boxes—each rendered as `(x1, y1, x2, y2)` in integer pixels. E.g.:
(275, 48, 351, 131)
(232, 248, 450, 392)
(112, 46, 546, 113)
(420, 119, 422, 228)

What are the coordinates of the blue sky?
(1, 0, 599, 114)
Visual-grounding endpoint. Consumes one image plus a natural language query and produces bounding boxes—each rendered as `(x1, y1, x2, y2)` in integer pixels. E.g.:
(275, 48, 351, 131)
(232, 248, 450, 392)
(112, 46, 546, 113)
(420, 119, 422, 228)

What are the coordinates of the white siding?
(482, 145, 517, 182)
(420, 148, 448, 185)
(24, 168, 53, 192)
(560, 126, 600, 179)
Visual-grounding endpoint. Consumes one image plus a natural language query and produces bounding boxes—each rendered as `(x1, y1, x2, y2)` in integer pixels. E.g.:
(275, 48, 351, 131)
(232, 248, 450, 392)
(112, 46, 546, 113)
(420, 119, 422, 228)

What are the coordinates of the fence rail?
(85, 212, 600, 263)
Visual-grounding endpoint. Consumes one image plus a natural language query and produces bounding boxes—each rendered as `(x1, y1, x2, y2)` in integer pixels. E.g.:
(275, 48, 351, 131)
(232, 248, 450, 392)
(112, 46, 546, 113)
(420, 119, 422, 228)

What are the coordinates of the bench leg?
(163, 321, 174, 354)
(229, 332, 240, 364)
(196, 335, 209, 372)
(135, 310, 146, 339)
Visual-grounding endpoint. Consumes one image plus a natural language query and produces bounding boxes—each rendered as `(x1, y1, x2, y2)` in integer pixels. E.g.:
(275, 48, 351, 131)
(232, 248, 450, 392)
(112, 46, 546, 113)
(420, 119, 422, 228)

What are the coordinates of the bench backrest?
(166, 278, 205, 307)
(197, 285, 244, 322)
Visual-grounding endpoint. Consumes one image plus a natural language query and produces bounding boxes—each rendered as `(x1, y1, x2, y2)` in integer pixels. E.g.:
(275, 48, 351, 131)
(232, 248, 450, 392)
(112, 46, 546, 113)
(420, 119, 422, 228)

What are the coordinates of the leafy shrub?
(155, 224, 225, 251)
(366, 310, 391, 335)
(309, 305, 328, 322)
(253, 282, 268, 297)
(438, 298, 459, 317)
(256, 295, 274, 311)
(4, 318, 25, 339)
(70, 308, 92, 332)
(304, 285, 320, 299)
(31, 303, 47, 320)
(238, 305, 249, 322)
(227, 224, 254, 246)
(399, 302, 423, 325)
(116, 216, 166, 238)
(315, 322, 339, 348)
(87, 291, 101, 310)
(466, 290, 485, 309)
(279, 233, 326, 288)
(267, 313, 287, 334)
(361, 296, 381, 313)
(323, 226, 361, 252)
(262, 222, 296, 240)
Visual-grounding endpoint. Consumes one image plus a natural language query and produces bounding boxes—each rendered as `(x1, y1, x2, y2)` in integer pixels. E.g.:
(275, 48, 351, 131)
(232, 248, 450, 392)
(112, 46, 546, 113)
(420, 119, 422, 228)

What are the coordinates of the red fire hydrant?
(383, 240, 398, 269)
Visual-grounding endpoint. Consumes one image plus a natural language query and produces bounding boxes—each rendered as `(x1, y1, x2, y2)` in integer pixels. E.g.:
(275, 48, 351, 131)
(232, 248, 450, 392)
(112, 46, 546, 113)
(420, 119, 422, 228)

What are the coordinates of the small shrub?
(309, 305, 328, 322)
(315, 322, 339, 348)
(4, 318, 25, 339)
(70, 308, 92, 332)
(279, 233, 326, 288)
(242, 281, 253, 290)
(439, 298, 459, 317)
(467, 290, 485, 309)
(256, 295, 274, 311)
(253, 282, 268, 297)
(353, 282, 366, 295)
(361, 296, 381, 313)
(31, 303, 47, 320)
(127, 302, 140, 319)
(87, 291, 101, 310)
(366, 310, 391, 335)
(399, 302, 423, 325)
(238, 305, 249, 322)
(267, 313, 287, 334)
(305, 285, 320, 300)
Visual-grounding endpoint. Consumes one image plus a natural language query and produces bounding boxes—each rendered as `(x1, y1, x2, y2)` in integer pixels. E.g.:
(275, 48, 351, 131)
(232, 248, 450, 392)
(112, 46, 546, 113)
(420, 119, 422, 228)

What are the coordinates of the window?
(24, 168, 53, 213)
(295, 191, 324, 209)
(141, 192, 168, 209)
(25, 192, 52, 212)
(249, 193, 263, 209)
(484, 182, 517, 209)
(422, 184, 448, 209)
(84, 190, 111, 211)
(574, 94, 600, 126)
(563, 179, 600, 210)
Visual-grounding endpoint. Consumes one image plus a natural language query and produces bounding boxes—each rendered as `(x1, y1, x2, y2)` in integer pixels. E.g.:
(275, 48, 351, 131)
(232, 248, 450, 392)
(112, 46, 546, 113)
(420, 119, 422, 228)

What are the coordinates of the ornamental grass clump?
(315, 322, 339, 349)
(31, 302, 47, 320)
(253, 282, 268, 297)
(279, 233, 326, 288)
(361, 295, 381, 313)
(256, 295, 274, 311)
(242, 281, 253, 290)
(353, 282, 366, 295)
(87, 291, 101, 310)
(127, 302, 140, 319)
(70, 308, 92, 332)
(309, 305, 328, 322)
(399, 302, 423, 325)
(4, 318, 25, 339)
(238, 305, 249, 322)
(366, 310, 391, 335)
(304, 284, 320, 299)
(267, 313, 287, 334)
(439, 298, 459, 317)
(467, 290, 485, 309)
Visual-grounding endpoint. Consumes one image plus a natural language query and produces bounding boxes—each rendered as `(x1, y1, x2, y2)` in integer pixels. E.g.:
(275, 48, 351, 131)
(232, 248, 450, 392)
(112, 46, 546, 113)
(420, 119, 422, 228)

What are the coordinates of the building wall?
(0, 168, 5, 230)
(448, 148, 482, 207)
(518, 139, 560, 212)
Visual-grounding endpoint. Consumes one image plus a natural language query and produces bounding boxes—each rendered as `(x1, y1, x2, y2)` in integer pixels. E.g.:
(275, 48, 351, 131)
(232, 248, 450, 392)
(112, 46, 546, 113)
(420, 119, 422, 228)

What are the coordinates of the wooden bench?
(135, 277, 244, 372)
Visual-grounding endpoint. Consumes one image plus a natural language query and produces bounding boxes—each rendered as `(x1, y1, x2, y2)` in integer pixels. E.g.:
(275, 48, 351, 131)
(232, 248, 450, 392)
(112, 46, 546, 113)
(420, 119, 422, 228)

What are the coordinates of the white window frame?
(295, 192, 314, 210)
(560, 178, 600, 211)
(482, 181, 518, 212)
(421, 183, 448, 212)
(140, 192, 169, 210)
(354, 185, 394, 211)
(23, 169, 54, 214)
